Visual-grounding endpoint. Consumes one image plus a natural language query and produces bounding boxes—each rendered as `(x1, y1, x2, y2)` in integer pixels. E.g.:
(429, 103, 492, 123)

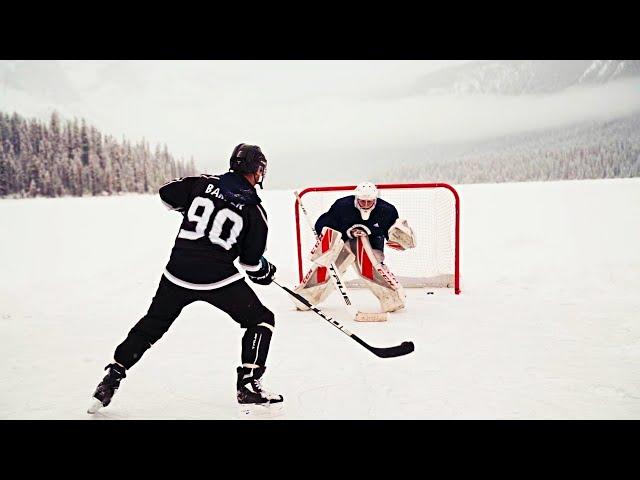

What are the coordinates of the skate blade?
(237, 402, 284, 419)
(87, 398, 104, 414)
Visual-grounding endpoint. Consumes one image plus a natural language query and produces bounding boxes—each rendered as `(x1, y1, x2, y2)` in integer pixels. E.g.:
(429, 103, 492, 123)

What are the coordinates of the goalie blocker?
(294, 226, 411, 317)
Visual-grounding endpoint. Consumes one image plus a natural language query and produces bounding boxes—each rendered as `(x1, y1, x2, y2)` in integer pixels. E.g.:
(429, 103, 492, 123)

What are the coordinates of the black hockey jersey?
(159, 172, 268, 289)
(314, 195, 399, 252)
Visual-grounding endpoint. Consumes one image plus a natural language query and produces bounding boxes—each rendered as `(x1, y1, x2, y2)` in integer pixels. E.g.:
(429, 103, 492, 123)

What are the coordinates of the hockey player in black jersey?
(295, 182, 417, 314)
(88, 143, 283, 415)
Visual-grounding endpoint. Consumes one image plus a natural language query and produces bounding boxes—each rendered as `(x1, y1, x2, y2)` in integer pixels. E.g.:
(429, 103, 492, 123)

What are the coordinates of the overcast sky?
(2, 60, 639, 188)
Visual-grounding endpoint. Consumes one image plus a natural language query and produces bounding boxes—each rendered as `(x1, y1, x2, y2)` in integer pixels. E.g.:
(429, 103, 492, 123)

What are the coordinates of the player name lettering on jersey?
(204, 184, 244, 210)
(205, 184, 224, 198)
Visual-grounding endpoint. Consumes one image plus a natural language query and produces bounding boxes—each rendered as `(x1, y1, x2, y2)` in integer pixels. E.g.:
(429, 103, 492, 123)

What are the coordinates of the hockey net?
(295, 183, 460, 294)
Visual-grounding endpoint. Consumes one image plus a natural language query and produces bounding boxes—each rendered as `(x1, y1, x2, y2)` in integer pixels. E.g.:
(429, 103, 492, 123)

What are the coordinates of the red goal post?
(295, 182, 461, 294)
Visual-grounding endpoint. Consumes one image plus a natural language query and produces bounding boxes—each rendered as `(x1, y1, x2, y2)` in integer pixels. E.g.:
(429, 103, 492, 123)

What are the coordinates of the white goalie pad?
(294, 245, 355, 310)
(309, 227, 345, 267)
(294, 245, 387, 321)
(294, 231, 405, 320)
(351, 236, 407, 313)
(364, 280, 406, 315)
(387, 218, 416, 250)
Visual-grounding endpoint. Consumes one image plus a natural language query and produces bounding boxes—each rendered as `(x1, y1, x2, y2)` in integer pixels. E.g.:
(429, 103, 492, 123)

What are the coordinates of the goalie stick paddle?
(274, 280, 414, 358)
(294, 191, 388, 322)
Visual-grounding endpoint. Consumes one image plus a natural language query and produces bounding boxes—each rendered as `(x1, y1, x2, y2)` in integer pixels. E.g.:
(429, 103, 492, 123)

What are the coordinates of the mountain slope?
(411, 60, 640, 96)
(376, 112, 640, 184)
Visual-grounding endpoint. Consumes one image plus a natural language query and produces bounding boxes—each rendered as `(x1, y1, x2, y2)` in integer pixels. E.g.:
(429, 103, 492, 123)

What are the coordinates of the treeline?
(379, 112, 640, 185)
(0, 111, 197, 198)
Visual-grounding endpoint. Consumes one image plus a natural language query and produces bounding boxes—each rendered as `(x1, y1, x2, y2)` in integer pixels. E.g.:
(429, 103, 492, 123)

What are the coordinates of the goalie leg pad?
(294, 246, 355, 310)
(354, 237, 396, 289)
(352, 236, 406, 313)
(363, 275, 406, 313)
(309, 227, 345, 268)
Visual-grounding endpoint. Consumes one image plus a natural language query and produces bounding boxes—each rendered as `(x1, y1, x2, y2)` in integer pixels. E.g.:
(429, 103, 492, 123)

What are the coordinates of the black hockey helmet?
(229, 143, 267, 188)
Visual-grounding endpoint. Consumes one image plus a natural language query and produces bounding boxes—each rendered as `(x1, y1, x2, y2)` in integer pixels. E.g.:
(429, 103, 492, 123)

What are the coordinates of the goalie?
(294, 182, 416, 313)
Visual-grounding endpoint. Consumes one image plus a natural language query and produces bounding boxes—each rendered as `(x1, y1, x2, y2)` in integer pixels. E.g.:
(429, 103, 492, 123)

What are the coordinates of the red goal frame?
(295, 182, 461, 294)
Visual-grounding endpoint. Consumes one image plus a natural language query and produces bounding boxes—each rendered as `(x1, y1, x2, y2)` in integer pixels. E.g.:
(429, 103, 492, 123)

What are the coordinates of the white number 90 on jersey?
(177, 196, 243, 250)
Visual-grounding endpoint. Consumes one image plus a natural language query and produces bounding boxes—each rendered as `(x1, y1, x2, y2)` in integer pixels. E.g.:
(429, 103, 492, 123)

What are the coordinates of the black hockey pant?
(113, 275, 275, 370)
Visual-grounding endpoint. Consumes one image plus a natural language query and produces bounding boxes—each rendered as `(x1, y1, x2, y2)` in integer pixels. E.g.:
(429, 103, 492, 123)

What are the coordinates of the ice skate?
(236, 366, 284, 418)
(87, 363, 126, 414)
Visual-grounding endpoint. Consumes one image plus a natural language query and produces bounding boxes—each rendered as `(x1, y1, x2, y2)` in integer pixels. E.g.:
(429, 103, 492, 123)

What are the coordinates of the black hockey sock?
(241, 323, 273, 368)
(114, 331, 153, 370)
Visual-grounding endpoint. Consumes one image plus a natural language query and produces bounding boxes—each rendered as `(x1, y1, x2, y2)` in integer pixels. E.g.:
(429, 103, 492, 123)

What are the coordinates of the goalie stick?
(294, 191, 388, 322)
(274, 280, 414, 358)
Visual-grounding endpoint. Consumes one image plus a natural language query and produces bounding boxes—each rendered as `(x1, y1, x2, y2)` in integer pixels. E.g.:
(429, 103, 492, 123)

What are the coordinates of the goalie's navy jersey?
(314, 195, 399, 251)
(159, 172, 268, 289)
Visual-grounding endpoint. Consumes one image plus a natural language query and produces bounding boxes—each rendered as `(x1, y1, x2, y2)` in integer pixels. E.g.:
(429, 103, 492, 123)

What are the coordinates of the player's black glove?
(246, 257, 277, 285)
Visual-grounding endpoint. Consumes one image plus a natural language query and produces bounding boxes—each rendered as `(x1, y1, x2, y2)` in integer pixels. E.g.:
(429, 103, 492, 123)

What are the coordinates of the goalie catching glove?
(386, 219, 416, 251)
(309, 227, 345, 267)
(245, 257, 277, 285)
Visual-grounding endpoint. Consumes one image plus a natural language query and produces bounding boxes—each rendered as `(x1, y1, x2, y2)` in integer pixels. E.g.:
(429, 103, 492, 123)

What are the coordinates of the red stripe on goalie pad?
(317, 266, 327, 283)
(321, 228, 332, 252)
(315, 229, 333, 283)
(357, 237, 374, 280)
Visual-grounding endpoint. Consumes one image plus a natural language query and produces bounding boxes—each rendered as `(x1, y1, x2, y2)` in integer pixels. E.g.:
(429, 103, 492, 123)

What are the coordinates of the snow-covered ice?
(0, 178, 639, 419)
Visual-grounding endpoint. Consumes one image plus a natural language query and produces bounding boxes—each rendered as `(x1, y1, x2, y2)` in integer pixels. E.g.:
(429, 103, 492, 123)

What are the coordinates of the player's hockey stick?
(273, 280, 414, 358)
(294, 191, 388, 322)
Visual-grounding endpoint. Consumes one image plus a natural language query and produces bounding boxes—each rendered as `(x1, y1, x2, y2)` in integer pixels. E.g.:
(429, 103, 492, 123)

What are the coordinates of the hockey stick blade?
(274, 280, 414, 358)
(352, 335, 415, 358)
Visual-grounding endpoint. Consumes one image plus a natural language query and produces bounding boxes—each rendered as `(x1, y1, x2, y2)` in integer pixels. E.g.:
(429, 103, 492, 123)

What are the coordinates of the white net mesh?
(296, 185, 458, 289)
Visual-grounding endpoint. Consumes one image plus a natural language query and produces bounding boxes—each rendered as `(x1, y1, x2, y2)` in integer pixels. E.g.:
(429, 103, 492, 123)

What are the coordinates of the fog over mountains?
(1, 60, 639, 189)
(408, 60, 640, 96)
(3, 60, 637, 102)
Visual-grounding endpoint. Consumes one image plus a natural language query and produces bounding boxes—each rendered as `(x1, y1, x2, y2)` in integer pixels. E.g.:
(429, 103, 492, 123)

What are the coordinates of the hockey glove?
(246, 257, 277, 285)
(387, 219, 416, 250)
(346, 224, 372, 239)
(386, 240, 405, 251)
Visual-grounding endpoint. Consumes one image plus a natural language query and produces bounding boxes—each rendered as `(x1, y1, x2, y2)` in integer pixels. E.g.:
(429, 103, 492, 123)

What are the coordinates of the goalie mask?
(354, 182, 378, 220)
(229, 143, 267, 189)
